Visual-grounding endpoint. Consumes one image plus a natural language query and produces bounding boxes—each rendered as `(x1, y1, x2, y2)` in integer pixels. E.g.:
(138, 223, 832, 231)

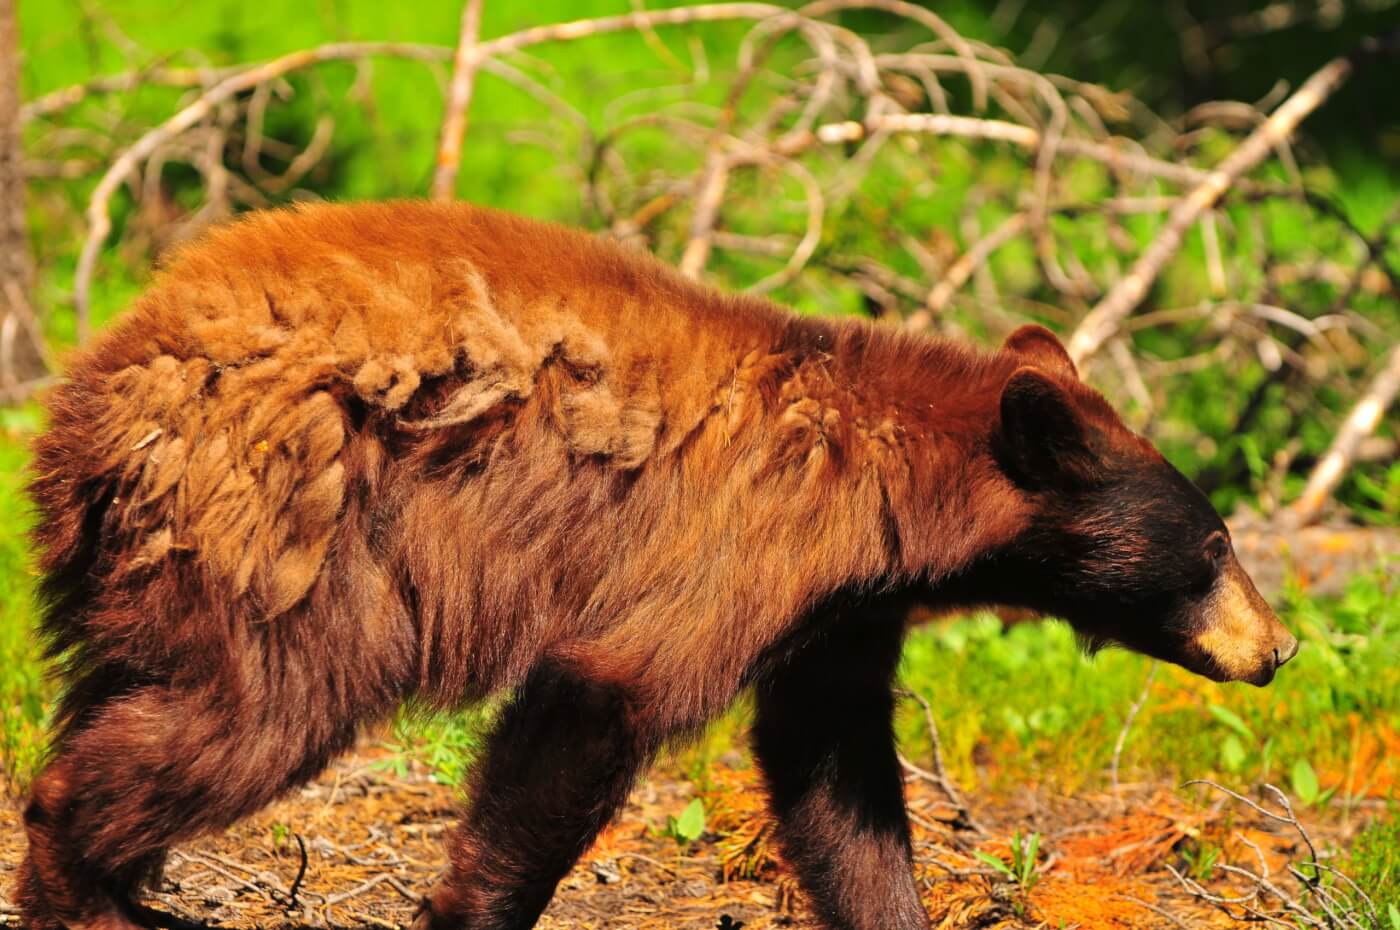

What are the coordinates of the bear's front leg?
(415, 660, 655, 930)
(752, 602, 929, 930)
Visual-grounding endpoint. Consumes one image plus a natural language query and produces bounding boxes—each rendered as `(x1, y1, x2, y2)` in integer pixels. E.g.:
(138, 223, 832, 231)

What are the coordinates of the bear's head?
(990, 325, 1298, 686)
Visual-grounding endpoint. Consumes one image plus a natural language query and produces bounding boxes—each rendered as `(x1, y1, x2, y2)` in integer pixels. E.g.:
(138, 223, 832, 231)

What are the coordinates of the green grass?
(1348, 809, 1400, 919)
(896, 567, 1400, 797)
(0, 408, 46, 790)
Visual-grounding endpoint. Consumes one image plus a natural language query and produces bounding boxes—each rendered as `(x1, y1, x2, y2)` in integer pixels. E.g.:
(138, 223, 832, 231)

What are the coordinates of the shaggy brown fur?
(19, 201, 1293, 930)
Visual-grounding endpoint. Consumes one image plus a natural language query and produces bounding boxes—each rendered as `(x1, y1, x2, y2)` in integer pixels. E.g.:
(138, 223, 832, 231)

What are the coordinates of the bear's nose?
(1274, 635, 1300, 668)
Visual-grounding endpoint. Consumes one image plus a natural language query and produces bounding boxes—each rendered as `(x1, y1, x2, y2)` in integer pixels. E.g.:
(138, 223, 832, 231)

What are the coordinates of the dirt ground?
(0, 744, 1363, 930)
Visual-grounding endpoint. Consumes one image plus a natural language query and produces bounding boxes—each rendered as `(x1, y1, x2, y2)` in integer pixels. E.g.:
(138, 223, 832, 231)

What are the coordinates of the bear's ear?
(1003, 324, 1078, 380)
(998, 366, 1097, 488)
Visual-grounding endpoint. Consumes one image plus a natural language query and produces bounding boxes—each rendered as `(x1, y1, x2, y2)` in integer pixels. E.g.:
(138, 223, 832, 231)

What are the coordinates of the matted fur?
(19, 201, 1273, 930)
(30, 203, 1049, 721)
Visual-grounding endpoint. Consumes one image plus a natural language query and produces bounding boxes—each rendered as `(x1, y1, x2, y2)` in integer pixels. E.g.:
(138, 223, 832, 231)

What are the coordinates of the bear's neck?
(763, 314, 1030, 592)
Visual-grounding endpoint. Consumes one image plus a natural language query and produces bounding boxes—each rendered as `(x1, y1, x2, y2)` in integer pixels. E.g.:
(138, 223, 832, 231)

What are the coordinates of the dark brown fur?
(19, 202, 1292, 930)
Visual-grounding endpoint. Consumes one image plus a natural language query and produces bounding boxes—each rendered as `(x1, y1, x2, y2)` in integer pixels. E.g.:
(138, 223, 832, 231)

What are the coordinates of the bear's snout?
(1193, 552, 1298, 687)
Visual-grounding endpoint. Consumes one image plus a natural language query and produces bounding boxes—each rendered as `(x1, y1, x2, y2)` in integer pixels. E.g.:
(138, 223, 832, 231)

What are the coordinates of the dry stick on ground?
(1288, 341, 1400, 527)
(1109, 661, 1158, 801)
(896, 688, 985, 834)
(430, 0, 486, 202)
(1065, 54, 1354, 367)
(1170, 780, 1379, 930)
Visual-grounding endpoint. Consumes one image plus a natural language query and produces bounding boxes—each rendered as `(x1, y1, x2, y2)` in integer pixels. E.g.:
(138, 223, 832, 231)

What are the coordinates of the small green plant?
(1291, 758, 1321, 807)
(380, 702, 499, 786)
(666, 798, 707, 845)
(1178, 837, 1223, 881)
(974, 830, 1042, 917)
(975, 830, 1042, 890)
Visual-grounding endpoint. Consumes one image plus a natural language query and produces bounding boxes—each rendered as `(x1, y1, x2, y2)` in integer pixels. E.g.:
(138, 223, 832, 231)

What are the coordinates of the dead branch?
(431, 0, 486, 201)
(73, 41, 458, 337)
(1110, 662, 1157, 800)
(897, 688, 984, 834)
(1066, 54, 1355, 367)
(20, 63, 239, 123)
(74, 4, 814, 334)
(1288, 341, 1400, 526)
(908, 212, 1028, 327)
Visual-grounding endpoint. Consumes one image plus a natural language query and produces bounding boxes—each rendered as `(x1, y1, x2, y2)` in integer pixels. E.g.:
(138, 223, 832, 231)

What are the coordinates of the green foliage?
(0, 412, 47, 792)
(667, 798, 707, 845)
(975, 830, 1041, 891)
(1291, 758, 1323, 808)
(1178, 838, 1223, 883)
(1348, 809, 1400, 917)
(897, 567, 1400, 794)
(974, 830, 1041, 917)
(381, 701, 498, 787)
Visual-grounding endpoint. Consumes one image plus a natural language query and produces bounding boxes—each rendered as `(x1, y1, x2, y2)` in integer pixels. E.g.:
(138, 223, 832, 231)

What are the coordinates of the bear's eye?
(1204, 531, 1229, 568)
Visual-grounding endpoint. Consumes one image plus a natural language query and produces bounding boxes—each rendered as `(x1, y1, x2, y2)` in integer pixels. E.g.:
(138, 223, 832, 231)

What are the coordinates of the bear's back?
(34, 202, 783, 623)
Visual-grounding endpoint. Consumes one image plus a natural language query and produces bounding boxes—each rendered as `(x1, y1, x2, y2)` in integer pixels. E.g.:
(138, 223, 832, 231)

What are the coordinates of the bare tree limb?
(908, 212, 1028, 328)
(1066, 55, 1354, 367)
(1288, 342, 1400, 526)
(74, 5, 840, 333)
(431, 0, 486, 201)
(0, 0, 47, 388)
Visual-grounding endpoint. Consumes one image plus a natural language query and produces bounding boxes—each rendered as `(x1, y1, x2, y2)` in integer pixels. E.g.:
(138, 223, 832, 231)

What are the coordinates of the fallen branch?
(430, 0, 486, 201)
(1066, 54, 1355, 367)
(908, 212, 1027, 327)
(897, 688, 984, 834)
(1172, 780, 1377, 930)
(73, 4, 800, 336)
(1110, 662, 1157, 800)
(1288, 341, 1400, 526)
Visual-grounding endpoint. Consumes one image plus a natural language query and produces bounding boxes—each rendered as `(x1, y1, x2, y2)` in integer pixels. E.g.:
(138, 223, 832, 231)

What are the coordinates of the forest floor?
(0, 744, 1366, 930)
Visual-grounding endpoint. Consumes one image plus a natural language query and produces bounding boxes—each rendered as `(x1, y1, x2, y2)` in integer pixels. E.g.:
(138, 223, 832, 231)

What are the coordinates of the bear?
(18, 201, 1296, 930)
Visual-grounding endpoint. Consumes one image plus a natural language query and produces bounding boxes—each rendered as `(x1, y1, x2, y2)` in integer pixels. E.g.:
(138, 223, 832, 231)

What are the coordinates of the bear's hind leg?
(415, 661, 655, 930)
(18, 683, 359, 930)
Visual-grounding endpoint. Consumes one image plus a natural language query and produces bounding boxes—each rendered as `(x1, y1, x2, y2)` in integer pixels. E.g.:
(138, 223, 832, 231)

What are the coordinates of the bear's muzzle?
(1193, 553, 1298, 686)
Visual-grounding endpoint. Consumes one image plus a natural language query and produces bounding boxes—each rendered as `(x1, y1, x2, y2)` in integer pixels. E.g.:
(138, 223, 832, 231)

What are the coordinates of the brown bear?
(19, 201, 1296, 930)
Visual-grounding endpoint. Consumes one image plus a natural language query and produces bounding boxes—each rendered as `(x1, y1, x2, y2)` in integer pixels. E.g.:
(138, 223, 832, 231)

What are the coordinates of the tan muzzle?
(1194, 554, 1299, 686)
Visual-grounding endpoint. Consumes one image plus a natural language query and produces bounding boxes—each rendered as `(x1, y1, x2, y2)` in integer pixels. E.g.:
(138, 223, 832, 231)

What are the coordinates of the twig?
(908, 212, 1028, 327)
(286, 833, 309, 911)
(322, 872, 420, 906)
(1066, 54, 1354, 367)
(896, 688, 984, 833)
(1114, 893, 1196, 930)
(1287, 342, 1400, 527)
(1110, 662, 1157, 799)
(430, 0, 486, 201)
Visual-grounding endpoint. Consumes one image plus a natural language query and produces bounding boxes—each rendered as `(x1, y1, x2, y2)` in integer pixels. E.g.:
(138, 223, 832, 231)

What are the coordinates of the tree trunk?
(0, 0, 47, 394)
